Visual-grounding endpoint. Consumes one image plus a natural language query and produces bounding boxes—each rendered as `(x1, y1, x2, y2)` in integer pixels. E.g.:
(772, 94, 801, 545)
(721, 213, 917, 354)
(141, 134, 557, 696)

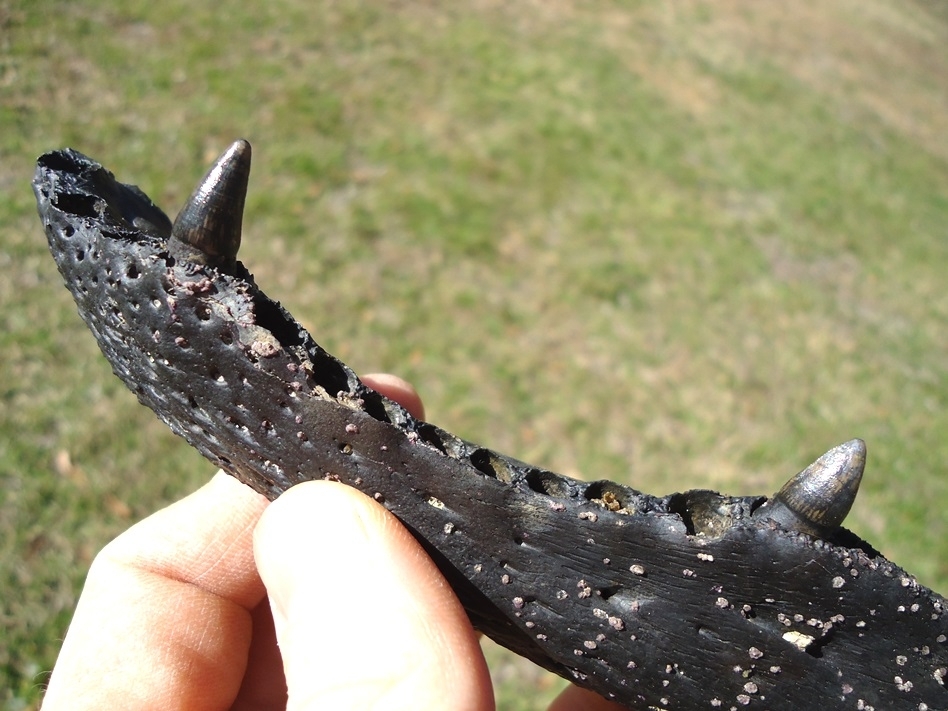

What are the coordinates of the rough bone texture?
(35, 148, 948, 710)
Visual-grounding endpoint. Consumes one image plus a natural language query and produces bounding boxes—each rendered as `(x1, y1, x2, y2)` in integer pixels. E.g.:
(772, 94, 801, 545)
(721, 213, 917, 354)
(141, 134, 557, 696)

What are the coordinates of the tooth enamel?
(170, 139, 251, 264)
(759, 438, 866, 537)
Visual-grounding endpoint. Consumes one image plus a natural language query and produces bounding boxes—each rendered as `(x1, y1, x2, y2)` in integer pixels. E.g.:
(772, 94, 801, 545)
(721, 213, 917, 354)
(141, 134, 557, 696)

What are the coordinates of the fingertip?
(548, 685, 632, 711)
(362, 372, 426, 420)
(253, 480, 398, 621)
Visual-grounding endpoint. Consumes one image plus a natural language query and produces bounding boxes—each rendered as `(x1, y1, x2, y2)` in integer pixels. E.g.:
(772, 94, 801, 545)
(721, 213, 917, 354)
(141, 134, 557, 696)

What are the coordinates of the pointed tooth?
(171, 139, 251, 264)
(759, 439, 866, 537)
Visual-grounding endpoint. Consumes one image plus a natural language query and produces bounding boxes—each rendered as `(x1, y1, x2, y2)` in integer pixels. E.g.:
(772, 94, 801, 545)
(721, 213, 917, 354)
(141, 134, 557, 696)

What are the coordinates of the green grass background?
(2, 1, 947, 707)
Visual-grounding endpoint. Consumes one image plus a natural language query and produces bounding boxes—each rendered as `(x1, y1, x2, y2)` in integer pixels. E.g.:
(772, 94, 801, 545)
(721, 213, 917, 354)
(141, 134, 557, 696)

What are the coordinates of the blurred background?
(1, 1, 946, 707)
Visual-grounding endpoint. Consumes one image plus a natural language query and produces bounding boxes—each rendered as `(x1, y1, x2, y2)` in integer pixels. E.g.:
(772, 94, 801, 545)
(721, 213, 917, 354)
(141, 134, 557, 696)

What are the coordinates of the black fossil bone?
(34, 142, 948, 710)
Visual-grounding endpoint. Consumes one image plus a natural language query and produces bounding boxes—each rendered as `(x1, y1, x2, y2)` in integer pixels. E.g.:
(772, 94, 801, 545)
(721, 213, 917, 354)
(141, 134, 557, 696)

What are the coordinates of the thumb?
(254, 480, 494, 711)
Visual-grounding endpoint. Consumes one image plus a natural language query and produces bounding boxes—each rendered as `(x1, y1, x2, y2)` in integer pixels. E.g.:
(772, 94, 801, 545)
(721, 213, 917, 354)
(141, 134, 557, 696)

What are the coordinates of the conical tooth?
(171, 139, 251, 264)
(758, 439, 866, 537)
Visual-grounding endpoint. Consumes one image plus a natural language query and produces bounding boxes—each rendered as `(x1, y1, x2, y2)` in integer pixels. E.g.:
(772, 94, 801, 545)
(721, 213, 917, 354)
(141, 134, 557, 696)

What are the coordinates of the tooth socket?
(171, 139, 251, 265)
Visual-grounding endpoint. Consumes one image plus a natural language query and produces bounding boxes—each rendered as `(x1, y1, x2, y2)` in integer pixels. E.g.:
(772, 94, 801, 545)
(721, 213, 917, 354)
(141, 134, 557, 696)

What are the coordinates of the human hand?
(41, 374, 627, 711)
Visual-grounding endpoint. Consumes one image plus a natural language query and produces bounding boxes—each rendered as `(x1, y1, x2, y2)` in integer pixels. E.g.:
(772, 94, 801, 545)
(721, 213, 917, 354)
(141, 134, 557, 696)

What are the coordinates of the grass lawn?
(2, 1, 947, 707)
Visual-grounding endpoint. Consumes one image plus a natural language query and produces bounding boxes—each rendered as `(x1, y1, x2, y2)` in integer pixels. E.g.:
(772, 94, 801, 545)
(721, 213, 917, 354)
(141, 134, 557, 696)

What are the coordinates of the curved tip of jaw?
(171, 139, 251, 264)
(760, 438, 866, 537)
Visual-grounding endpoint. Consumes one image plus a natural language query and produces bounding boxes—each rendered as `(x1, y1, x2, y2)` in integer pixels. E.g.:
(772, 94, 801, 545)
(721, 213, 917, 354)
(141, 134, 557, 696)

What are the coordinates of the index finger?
(42, 472, 269, 710)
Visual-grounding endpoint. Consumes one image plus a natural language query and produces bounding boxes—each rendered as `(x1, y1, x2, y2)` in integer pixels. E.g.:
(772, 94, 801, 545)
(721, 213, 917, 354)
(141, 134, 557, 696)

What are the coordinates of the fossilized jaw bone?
(34, 142, 948, 710)
(165, 139, 868, 543)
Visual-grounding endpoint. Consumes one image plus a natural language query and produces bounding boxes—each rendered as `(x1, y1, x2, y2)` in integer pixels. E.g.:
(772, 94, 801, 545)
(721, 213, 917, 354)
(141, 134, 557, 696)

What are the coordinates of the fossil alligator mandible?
(34, 141, 948, 710)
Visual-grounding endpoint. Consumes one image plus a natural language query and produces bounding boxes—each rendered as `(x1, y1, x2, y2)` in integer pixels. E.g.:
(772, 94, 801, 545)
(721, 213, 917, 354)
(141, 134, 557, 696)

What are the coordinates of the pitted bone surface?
(35, 146, 948, 710)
